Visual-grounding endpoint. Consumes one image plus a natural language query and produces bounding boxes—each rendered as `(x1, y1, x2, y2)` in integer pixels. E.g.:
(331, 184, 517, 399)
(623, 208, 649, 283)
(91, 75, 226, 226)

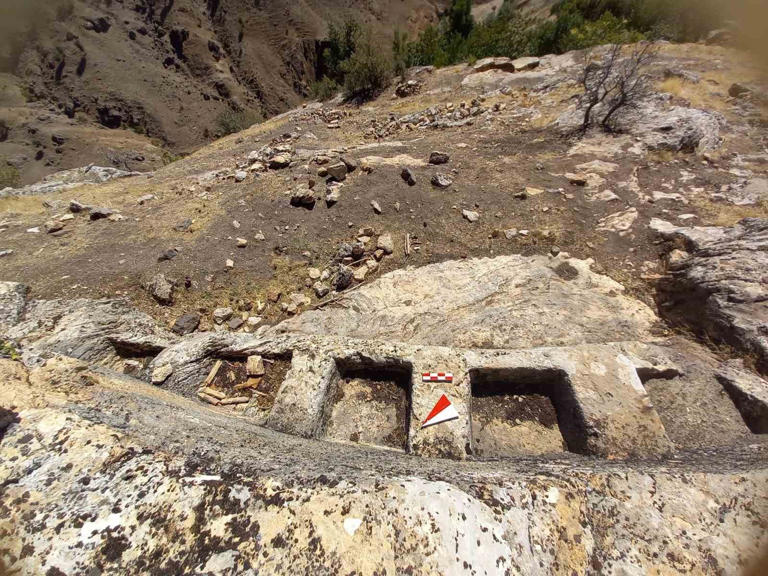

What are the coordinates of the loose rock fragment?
(152, 363, 173, 384)
(401, 168, 416, 186)
(431, 174, 453, 189)
(172, 312, 200, 335)
(246, 355, 265, 377)
(371, 200, 382, 214)
(462, 209, 479, 222)
(429, 152, 450, 165)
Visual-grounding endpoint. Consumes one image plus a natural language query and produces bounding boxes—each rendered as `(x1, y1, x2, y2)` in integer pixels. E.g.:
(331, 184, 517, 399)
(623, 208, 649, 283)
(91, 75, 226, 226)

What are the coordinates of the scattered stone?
(225, 259, 234, 269)
(151, 363, 173, 385)
(728, 83, 751, 99)
(313, 282, 330, 298)
(236, 238, 248, 247)
(566, 173, 588, 186)
(145, 273, 175, 305)
(596, 208, 638, 235)
(269, 154, 291, 169)
(158, 248, 179, 262)
(59, 213, 75, 222)
(376, 233, 394, 255)
(234, 170, 247, 182)
(107, 213, 124, 222)
(174, 219, 192, 232)
(371, 200, 382, 214)
(503, 228, 517, 239)
(550, 246, 561, 256)
(462, 209, 479, 223)
(431, 174, 453, 189)
(333, 265, 353, 291)
(340, 156, 358, 172)
(401, 167, 416, 186)
(308, 268, 321, 280)
(289, 292, 311, 308)
(171, 312, 201, 335)
(373, 249, 385, 261)
(44, 220, 64, 234)
(472, 56, 515, 73)
(228, 317, 244, 331)
(395, 79, 422, 98)
(326, 162, 348, 182)
(0, 249, 12, 258)
(291, 188, 316, 209)
(213, 307, 233, 324)
(511, 56, 540, 71)
(325, 184, 341, 206)
(137, 194, 155, 204)
(69, 200, 90, 213)
(428, 152, 450, 165)
(89, 207, 114, 220)
(254, 230, 266, 241)
(353, 267, 368, 281)
(245, 316, 262, 331)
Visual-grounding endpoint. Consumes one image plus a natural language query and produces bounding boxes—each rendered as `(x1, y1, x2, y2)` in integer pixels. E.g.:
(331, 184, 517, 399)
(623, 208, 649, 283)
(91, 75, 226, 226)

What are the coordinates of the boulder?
(145, 273, 175, 305)
(511, 56, 540, 71)
(277, 255, 658, 349)
(653, 217, 768, 374)
(326, 162, 348, 182)
(431, 174, 453, 189)
(376, 233, 394, 255)
(172, 312, 201, 336)
(472, 57, 516, 73)
(428, 152, 450, 165)
(401, 167, 416, 186)
(290, 188, 316, 209)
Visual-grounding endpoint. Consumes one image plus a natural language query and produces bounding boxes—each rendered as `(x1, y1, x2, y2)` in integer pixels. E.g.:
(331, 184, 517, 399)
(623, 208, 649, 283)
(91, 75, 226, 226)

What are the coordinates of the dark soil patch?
(472, 393, 559, 429)
(324, 366, 411, 450)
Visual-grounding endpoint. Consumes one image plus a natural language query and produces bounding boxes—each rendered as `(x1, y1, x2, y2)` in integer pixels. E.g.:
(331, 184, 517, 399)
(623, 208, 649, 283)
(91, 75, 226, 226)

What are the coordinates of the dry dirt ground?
(1, 42, 766, 342)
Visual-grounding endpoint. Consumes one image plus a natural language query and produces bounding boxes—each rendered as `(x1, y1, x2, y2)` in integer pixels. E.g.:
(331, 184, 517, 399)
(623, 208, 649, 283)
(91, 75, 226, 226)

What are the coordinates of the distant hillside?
(0, 0, 447, 153)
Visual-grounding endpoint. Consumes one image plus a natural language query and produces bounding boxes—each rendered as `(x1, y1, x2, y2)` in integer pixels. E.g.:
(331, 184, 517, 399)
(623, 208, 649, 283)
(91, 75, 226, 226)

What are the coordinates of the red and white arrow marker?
(422, 372, 453, 383)
(421, 394, 459, 429)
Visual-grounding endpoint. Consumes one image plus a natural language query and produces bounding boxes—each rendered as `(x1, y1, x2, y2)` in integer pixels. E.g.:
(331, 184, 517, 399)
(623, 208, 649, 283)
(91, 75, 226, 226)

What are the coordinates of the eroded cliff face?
(2, 0, 443, 151)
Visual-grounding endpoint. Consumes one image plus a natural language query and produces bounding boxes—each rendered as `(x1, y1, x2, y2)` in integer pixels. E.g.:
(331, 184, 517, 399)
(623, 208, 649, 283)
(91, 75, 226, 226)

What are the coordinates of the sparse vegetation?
(401, 0, 725, 69)
(0, 160, 20, 189)
(216, 108, 261, 136)
(578, 42, 656, 133)
(310, 76, 340, 102)
(341, 36, 392, 101)
(316, 20, 392, 103)
(0, 339, 20, 360)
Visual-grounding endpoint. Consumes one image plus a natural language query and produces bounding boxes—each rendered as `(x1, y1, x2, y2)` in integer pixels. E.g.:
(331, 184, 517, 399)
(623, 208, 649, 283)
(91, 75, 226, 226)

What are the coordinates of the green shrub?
(323, 19, 359, 83)
(216, 108, 261, 136)
(0, 160, 20, 189)
(341, 37, 392, 101)
(560, 12, 645, 51)
(392, 28, 408, 80)
(310, 76, 340, 101)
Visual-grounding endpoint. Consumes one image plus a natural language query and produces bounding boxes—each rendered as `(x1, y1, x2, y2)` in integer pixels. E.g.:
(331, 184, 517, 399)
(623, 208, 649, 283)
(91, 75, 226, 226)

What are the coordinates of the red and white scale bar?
(422, 372, 453, 383)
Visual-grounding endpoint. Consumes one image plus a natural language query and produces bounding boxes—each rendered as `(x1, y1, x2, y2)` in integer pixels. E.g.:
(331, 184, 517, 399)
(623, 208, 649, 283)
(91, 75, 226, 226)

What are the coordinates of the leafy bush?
(323, 19, 359, 83)
(560, 12, 645, 51)
(392, 28, 408, 80)
(310, 76, 340, 101)
(341, 37, 392, 101)
(0, 160, 20, 189)
(216, 108, 261, 136)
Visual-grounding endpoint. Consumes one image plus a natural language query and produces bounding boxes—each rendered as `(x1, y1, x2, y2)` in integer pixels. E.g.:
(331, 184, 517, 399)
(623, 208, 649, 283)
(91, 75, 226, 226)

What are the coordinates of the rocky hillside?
(2, 0, 444, 146)
(1, 39, 768, 574)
